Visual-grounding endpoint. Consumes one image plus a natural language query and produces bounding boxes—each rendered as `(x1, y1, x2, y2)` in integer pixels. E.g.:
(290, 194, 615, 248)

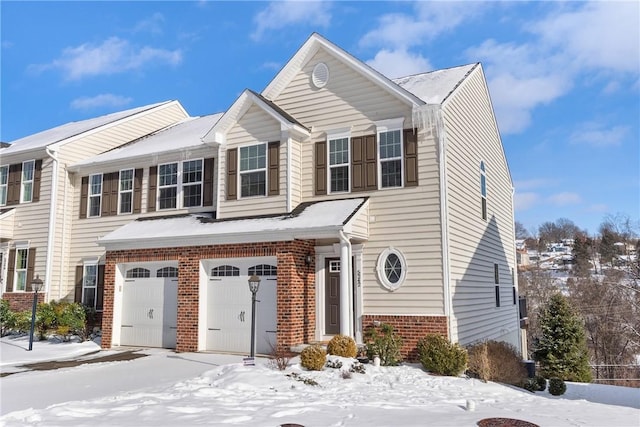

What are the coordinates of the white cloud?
(547, 192, 582, 206)
(251, 1, 331, 41)
(569, 123, 629, 147)
(514, 192, 540, 211)
(531, 2, 640, 74)
(29, 37, 182, 80)
(366, 49, 431, 79)
(70, 94, 133, 111)
(132, 13, 165, 35)
(360, 2, 485, 49)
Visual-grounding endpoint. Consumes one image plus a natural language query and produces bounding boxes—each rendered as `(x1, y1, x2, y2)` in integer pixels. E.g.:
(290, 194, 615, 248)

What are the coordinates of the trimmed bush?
(535, 375, 547, 391)
(300, 344, 326, 371)
(364, 323, 403, 366)
(417, 334, 468, 376)
(327, 334, 357, 358)
(467, 340, 527, 386)
(548, 377, 567, 396)
(522, 377, 538, 392)
(0, 299, 15, 337)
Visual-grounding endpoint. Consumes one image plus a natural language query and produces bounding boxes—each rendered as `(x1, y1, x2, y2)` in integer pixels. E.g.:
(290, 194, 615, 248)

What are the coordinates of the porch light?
(247, 275, 261, 359)
(28, 275, 44, 351)
(305, 253, 313, 266)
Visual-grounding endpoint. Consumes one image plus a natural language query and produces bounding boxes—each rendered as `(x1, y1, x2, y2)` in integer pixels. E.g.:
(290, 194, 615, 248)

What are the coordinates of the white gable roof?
(70, 113, 223, 169)
(1, 101, 184, 155)
(393, 64, 478, 105)
(99, 198, 368, 250)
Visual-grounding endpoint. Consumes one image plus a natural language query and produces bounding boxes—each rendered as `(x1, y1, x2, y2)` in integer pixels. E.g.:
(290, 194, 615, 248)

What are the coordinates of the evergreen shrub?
(364, 323, 403, 366)
(300, 344, 326, 371)
(548, 377, 567, 396)
(417, 334, 467, 376)
(327, 334, 357, 358)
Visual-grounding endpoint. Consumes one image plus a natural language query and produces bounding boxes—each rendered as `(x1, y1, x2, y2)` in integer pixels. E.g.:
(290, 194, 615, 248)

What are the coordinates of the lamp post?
(28, 275, 44, 351)
(247, 275, 261, 359)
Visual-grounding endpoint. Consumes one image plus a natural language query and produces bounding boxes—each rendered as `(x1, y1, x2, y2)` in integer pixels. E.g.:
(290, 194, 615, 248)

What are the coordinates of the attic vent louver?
(312, 62, 329, 88)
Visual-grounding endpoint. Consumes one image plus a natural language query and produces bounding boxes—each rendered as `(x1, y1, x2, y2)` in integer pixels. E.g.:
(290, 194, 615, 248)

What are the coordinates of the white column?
(339, 232, 351, 336)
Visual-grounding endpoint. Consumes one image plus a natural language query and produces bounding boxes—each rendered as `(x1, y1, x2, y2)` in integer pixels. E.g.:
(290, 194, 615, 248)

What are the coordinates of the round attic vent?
(312, 62, 329, 88)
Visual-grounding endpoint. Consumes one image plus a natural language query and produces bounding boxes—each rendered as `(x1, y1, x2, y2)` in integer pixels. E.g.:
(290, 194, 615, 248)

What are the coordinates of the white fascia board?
(99, 225, 343, 251)
(49, 100, 184, 151)
(262, 33, 423, 109)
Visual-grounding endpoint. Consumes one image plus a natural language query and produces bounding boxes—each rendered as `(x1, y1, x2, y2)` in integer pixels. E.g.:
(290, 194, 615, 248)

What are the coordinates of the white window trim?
(327, 129, 351, 195)
(376, 247, 407, 291)
(376, 118, 405, 190)
(87, 173, 103, 218)
(82, 261, 99, 309)
(238, 143, 267, 199)
(118, 168, 134, 215)
(157, 162, 179, 211)
(480, 161, 487, 221)
(181, 158, 204, 207)
(0, 165, 8, 206)
(20, 160, 35, 203)
(13, 245, 29, 292)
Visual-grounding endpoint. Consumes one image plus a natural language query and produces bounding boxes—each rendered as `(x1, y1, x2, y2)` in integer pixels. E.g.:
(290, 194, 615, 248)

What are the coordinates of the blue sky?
(1, 1, 638, 236)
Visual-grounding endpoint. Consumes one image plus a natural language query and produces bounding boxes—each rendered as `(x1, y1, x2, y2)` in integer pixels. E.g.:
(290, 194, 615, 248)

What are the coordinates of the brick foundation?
(102, 239, 315, 353)
(2, 293, 45, 312)
(362, 314, 448, 362)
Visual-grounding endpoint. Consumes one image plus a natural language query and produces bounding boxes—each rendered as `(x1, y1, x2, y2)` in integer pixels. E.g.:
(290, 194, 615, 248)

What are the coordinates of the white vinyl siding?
(442, 66, 518, 347)
(218, 105, 286, 219)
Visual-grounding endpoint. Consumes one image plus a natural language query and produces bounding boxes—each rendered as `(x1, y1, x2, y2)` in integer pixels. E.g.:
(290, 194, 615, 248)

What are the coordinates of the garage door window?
(211, 265, 240, 277)
(248, 264, 277, 276)
(157, 267, 178, 278)
(126, 268, 150, 278)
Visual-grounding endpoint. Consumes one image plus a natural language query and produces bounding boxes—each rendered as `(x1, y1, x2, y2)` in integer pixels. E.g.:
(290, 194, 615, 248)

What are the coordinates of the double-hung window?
(88, 174, 102, 218)
(0, 165, 8, 206)
(82, 263, 98, 308)
(480, 161, 487, 220)
(14, 248, 28, 291)
(118, 169, 134, 214)
(182, 160, 203, 207)
(20, 160, 35, 203)
(239, 144, 266, 198)
(158, 163, 178, 210)
(329, 136, 349, 193)
(377, 118, 404, 189)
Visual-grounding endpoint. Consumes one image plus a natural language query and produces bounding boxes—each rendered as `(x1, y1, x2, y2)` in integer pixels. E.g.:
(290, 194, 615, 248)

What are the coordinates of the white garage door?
(206, 260, 277, 354)
(120, 267, 178, 348)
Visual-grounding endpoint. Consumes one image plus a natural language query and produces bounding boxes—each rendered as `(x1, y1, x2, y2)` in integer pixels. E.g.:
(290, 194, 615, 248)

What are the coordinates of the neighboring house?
(0, 101, 189, 312)
(90, 33, 522, 360)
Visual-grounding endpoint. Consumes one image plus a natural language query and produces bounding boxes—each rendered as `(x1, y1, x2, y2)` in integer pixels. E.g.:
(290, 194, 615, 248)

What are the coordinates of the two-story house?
(89, 34, 521, 359)
(0, 101, 189, 313)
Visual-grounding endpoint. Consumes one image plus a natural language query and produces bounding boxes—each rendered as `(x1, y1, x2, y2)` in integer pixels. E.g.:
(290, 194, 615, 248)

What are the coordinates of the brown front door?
(325, 258, 341, 335)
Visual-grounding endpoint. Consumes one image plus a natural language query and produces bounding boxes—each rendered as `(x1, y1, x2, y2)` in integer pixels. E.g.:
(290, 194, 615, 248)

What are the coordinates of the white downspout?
(338, 230, 352, 337)
(435, 108, 454, 341)
(45, 147, 59, 300)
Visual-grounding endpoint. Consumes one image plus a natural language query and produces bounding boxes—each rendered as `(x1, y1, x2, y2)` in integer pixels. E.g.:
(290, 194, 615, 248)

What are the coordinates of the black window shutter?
(315, 141, 327, 195)
(268, 142, 280, 196)
(79, 176, 89, 219)
(403, 129, 419, 187)
(7, 164, 21, 205)
(148, 166, 157, 212)
(5, 249, 15, 292)
(32, 159, 43, 202)
(26, 248, 36, 291)
(133, 168, 143, 214)
(74, 265, 83, 303)
(203, 158, 214, 207)
(226, 149, 237, 201)
(96, 265, 105, 311)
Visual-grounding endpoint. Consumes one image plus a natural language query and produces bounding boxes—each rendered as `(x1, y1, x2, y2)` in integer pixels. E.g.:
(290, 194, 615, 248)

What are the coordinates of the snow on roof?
(99, 198, 367, 249)
(1, 101, 173, 155)
(393, 64, 477, 105)
(71, 113, 223, 168)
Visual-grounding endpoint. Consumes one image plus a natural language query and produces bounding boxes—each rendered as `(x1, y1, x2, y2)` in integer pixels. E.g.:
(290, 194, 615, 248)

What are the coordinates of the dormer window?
(239, 143, 267, 198)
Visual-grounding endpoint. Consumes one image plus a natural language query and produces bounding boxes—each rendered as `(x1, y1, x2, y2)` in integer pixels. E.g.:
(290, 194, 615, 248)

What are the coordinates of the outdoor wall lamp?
(247, 275, 261, 359)
(305, 254, 313, 266)
(28, 275, 44, 351)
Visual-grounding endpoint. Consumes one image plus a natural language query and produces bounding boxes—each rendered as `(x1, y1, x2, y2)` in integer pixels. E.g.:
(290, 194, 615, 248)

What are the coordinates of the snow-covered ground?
(1, 335, 639, 426)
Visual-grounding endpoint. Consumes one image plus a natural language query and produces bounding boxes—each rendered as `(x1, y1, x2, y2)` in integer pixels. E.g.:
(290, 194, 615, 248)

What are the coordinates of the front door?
(325, 258, 341, 335)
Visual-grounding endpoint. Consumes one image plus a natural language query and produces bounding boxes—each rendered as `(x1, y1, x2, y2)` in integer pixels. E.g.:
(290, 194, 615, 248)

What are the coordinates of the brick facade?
(362, 314, 448, 362)
(2, 292, 45, 312)
(102, 239, 316, 353)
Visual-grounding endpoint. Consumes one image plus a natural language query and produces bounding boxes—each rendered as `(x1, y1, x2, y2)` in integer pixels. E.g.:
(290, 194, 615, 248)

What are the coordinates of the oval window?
(376, 247, 407, 291)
